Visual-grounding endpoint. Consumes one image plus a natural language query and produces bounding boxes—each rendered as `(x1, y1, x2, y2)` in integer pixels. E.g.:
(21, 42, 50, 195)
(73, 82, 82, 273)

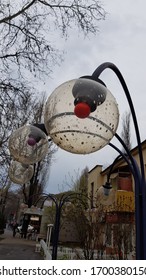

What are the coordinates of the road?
(0, 228, 43, 260)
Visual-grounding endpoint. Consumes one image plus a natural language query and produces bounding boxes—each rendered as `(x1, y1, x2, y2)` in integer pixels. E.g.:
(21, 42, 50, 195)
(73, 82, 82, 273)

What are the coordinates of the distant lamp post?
(35, 192, 88, 260)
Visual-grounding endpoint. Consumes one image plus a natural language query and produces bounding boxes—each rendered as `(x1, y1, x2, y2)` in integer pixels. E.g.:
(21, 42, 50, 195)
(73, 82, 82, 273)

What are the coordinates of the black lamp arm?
(92, 62, 145, 181)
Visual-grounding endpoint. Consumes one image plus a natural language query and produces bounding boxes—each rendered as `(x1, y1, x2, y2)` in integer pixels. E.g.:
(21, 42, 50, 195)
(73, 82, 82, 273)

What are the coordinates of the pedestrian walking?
(12, 221, 18, 237)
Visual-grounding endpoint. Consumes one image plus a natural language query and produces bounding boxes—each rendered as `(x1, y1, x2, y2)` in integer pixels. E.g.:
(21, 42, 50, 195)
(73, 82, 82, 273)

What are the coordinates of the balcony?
(111, 172, 133, 192)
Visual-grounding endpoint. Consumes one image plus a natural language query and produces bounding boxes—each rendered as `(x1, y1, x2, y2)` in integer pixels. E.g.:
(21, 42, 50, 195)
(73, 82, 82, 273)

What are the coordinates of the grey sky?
(42, 0, 146, 193)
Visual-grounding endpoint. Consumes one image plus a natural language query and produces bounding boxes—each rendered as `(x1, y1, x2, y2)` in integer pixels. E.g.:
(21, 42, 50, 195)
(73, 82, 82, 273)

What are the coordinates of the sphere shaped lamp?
(44, 78, 119, 154)
(8, 160, 34, 184)
(8, 125, 48, 164)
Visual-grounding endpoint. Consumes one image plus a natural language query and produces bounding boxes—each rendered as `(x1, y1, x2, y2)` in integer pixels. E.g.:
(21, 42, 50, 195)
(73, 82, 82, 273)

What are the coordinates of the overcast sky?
(42, 0, 146, 194)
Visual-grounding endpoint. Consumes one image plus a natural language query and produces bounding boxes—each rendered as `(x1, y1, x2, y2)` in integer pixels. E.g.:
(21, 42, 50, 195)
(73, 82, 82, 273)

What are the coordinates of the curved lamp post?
(35, 192, 88, 260)
(88, 63, 145, 260)
(43, 62, 145, 260)
(8, 62, 145, 259)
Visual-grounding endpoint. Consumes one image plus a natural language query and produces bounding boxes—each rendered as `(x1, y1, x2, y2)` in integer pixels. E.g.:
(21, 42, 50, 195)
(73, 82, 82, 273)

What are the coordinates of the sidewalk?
(0, 229, 44, 260)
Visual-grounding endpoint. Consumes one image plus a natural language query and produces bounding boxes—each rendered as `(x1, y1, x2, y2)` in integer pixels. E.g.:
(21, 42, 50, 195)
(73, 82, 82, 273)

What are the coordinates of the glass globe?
(8, 160, 34, 184)
(44, 79, 119, 154)
(97, 186, 116, 208)
(8, 125, 48, 164)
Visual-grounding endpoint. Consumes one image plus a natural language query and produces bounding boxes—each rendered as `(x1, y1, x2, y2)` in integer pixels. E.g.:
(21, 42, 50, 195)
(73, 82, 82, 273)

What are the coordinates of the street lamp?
(8, 124, 49, 235)
(35, 192, 88, 260)
(43, 62, 145, 260)
(8, 62, 145, 259)
(44, 78, 119, 154)
(8, 124, 48, 165)
(8, 160, 34, 184)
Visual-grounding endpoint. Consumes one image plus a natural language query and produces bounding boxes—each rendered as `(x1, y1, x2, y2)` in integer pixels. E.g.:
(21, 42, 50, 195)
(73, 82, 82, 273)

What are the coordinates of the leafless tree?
(61, 167, 89, 194)
(1, 93, 57, 208)
(121, 110, 132, 151)
(0, 1, 106, 89)
(64, 201, 105, 259)
(1, 92, 42, 177)
(112, 222, 134, 259)
(0, 1, 106, 230)
(0, 0, 106, 190)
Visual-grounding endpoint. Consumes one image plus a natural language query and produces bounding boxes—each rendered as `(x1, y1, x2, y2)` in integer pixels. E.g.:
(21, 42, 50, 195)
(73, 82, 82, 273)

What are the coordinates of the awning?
(24, 207, 43, 216)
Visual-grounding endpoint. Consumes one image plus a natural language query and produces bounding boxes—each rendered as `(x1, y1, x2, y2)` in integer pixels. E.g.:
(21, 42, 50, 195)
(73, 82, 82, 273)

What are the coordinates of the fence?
(36, 240, 106, 260)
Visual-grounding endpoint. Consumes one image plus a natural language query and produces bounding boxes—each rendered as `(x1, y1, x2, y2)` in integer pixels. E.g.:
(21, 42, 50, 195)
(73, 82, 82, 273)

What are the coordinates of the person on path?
(12, 221, 18, 237)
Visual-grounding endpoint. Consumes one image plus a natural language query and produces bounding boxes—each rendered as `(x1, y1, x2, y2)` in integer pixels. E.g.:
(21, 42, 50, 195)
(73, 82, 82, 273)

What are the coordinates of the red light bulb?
(74, 102, 91, 118)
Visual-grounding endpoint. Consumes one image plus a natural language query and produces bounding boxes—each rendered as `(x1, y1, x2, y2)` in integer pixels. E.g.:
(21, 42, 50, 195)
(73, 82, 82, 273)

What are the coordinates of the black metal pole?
(108, 141, 143, 259)
(92, 62, 145, 180)
(51, 204, 61, 260)
(38, 192, 89, 260)
(34, 193, 60, 260)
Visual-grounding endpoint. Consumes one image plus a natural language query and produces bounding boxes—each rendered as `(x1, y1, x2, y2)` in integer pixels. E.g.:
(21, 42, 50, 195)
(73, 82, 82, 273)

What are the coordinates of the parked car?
(17, 224, 34, 233)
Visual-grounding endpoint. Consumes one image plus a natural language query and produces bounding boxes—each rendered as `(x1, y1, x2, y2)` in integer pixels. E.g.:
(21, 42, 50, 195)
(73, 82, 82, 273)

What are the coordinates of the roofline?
(88, 164, 103, 174)
(101, 139, 146, 175)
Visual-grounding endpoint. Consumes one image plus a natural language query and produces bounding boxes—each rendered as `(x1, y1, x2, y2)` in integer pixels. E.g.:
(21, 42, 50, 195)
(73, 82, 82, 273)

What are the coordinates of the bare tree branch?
(0, 0, 36, 24)
(121, 110, 132, 151)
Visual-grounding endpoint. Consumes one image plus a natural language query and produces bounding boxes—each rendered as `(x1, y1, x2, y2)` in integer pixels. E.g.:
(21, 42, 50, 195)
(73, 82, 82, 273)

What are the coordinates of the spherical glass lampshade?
(8, 125, 48, 164)
(97, 186, 116, 209)
(44, 79, 119, 154)
(8, 160, 34, 184)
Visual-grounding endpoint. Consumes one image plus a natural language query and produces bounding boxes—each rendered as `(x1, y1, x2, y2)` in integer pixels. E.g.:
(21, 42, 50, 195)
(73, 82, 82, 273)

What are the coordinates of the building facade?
(87, 140, 146, 259)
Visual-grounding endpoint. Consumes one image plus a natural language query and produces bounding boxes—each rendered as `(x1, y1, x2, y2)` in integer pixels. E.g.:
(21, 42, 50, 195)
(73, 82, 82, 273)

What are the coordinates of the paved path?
(0, 229, 43, 260)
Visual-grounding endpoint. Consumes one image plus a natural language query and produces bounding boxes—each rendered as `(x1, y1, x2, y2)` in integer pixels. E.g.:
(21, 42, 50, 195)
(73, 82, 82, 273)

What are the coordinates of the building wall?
(86, 143, 146, 259)
(39, 203, 80, 244)
(59, 219, 79, 243)
(88, 144, 146, 199)
(131, 147, 146, 193)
